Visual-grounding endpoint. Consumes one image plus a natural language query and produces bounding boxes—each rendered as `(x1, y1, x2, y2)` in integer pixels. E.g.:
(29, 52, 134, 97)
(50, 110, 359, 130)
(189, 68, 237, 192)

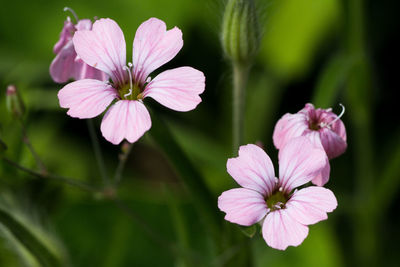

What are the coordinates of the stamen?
(123, 64, 134, 98)
(63, 7, 79, 23)
(328, 103, 345, 127)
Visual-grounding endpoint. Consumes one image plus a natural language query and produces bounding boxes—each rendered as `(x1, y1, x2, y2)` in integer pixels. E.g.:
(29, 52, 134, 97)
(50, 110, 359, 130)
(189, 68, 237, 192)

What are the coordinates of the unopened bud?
(221, 0, 260, 65)
(6, 85, 25, 119)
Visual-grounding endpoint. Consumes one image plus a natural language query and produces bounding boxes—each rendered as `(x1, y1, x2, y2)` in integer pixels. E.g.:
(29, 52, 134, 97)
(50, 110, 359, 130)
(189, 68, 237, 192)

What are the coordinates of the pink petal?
(262, 209, 309, 250)
(227, 144, 276, 196)
(311, 158, 330, 186)
(285, 186, 337, 225)
(53, 18, 74, 54)
(302, 131, 331, 186)
(218, 188, 268, 226)
(73, 18, 127, 84)
(100, 100, 151, 145)
(75, 19, 92, 31)
(319, 127, 347, 159)
(73, 58, 109, 81)
(132, 17, 183, 84)
(50, 42, 76, 83)
(143, 67, 205, 111)
(273, 113, 308, 149)
(278, 137, 327, 192)
(58, 79, 117, 119)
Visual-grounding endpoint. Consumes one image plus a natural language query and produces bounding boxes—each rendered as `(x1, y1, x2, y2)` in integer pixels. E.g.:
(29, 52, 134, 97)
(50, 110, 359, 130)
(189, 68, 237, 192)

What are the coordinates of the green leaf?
(149, 114, 222, 242)
(260, 0, 341, 78)
(312, 52, 351, 107)
(0, 196, 67, 267)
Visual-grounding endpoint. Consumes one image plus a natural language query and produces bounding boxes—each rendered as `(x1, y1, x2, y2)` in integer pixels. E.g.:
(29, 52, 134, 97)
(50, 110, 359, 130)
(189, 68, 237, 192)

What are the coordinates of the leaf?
(0, 196, 67, 267)
(312, 52, 351, 108)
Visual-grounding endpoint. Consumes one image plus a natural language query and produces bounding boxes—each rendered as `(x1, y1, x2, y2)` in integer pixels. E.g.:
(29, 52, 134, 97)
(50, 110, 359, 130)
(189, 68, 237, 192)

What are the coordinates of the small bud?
(6, 85, 25, 119)
(221, 0, 260, 65)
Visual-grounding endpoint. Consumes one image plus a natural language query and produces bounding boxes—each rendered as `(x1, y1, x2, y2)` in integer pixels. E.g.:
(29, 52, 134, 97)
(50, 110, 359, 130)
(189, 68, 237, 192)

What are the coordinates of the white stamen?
(63, 7, 79, 23)
(123, 64, 134, 98)
(279, 187, 283, 192)
(146, 76, 152, 83)
(274, 177, 279, 184)
(328, 103, 345, 127)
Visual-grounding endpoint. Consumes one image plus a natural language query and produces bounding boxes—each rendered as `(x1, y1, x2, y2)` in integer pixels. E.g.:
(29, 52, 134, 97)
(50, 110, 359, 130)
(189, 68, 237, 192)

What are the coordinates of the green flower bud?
(221, 0, 260, 65)
(6, 85, 25, 119)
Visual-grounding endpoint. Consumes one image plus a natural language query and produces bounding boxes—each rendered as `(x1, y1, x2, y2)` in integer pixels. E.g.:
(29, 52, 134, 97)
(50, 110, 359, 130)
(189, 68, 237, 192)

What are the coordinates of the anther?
(63, 7, 79, 23)
(328, 103, 345, 127)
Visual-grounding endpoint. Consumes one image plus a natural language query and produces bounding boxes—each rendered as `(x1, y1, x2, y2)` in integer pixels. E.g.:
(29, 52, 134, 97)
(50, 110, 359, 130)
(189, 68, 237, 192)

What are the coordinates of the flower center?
(118, 63, 143, 100)
(266, 190, 288, 211)
(118, 83, 142, 100)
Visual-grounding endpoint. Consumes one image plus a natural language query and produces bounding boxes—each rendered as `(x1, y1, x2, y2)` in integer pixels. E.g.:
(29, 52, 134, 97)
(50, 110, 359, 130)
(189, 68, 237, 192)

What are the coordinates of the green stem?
(87, 119, 109, 185)
(19, 120, 47, 175)
(232, 63, 249, 152)
(113, 143, 133, 185)
(1, 157, 99, 193)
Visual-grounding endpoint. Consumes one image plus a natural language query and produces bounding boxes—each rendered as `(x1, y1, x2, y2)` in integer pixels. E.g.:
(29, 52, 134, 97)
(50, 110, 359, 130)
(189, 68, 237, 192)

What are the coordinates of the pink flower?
(218, 137, 337, 250)
(57, 18, 205, 145)
(50, 9, 107, 83)
(273, 103, 347, 186)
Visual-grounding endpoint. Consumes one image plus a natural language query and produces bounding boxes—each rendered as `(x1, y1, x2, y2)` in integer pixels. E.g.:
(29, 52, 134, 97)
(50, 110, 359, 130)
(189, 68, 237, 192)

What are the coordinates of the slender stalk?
(18, 120, 47, 175)
(87, 119, 109, 185)
(232, 63, 249, 152)
(114, 143, 133, 185)
(2, 157, 99, 193)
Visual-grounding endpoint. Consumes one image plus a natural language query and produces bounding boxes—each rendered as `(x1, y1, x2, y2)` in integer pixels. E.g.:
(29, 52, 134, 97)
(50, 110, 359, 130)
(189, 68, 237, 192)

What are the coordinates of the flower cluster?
(218, 104, 346, 250)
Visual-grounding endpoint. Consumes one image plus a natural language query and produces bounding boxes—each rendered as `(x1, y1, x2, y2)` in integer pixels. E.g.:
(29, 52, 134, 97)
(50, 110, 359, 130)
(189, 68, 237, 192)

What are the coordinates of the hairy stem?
(232, 63, 249, 152)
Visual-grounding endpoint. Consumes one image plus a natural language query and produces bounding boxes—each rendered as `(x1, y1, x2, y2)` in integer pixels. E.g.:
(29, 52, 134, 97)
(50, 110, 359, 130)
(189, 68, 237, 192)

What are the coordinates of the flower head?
(50, 8, 107, 83)
(58, 18, 205, 145)
(273, 103, 347, 186)
(218, 137, 337, 250)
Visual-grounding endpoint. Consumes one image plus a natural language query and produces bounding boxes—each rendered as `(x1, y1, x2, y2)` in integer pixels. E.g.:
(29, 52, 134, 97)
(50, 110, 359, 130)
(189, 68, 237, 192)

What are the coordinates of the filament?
(328, 103, 345, 126)
(63, 7, 79, 23)
(123, 64, 134, 98)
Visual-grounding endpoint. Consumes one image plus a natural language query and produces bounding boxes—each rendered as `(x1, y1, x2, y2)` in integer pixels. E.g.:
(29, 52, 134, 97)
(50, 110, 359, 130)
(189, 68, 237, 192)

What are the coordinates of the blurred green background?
(1, 0, 399, 266)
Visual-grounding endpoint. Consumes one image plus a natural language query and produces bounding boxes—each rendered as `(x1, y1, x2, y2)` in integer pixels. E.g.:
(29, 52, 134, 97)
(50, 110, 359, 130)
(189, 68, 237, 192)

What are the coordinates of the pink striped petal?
(50, 42, 76, 83)
(132, 18, 183, 84)
(143, 67, 205, 111)
(319, 127, 347, 159)
(218, 188, 268, 226)
(73, 58, 108, 81)
(273, 113, 308, 149)
(58, 79, 117, 119)
(100, 100, 151, 145)
(279, 137, 326, 192)
(227, 144, 276, 196)
(311, 158, 330, 186)
(73, 18, 127, 84)
(262, 209, 309, 250)
(285, 186, 337, 225)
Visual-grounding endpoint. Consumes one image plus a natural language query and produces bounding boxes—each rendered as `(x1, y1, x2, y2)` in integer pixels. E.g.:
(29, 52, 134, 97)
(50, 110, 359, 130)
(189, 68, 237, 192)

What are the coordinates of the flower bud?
(221, 0, 260, 65)
(6, 85, 25, 119)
